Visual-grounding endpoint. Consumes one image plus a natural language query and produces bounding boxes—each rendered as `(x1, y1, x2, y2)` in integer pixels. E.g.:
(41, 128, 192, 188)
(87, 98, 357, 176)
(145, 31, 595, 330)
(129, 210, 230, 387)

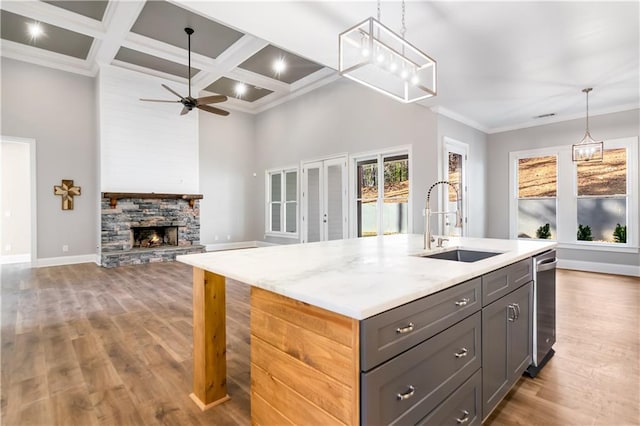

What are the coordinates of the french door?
(301, 157, 348, 243)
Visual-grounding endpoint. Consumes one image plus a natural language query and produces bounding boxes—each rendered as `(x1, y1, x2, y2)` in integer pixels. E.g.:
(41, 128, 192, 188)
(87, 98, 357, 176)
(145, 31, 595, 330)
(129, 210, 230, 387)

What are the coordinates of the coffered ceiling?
(1, 1, 638, 131)
(0, 0, 337, 114)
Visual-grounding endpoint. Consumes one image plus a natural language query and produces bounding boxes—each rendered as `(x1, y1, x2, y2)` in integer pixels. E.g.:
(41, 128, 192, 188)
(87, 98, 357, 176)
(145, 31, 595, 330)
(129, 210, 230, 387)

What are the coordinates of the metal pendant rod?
(186, 27, 194, 99)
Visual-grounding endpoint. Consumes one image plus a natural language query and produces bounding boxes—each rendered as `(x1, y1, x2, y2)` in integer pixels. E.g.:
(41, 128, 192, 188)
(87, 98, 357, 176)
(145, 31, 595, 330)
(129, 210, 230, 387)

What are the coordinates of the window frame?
(349, 145, 413, 238)
(509, 148, 559, 241)
(265, 166, 299, 238)
(509, 137, 638, 251)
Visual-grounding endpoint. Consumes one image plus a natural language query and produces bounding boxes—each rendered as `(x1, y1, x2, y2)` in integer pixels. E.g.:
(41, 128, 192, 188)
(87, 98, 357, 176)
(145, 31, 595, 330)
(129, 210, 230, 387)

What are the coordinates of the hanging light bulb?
(361, 34, 370, 57)
(410, 74, 419, 85)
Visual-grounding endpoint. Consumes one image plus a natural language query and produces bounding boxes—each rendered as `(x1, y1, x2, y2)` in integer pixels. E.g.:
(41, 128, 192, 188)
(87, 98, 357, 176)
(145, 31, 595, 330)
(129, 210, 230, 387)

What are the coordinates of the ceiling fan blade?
(196, 95, 228, 105)
(140, 98, 181, 103)
(180, 106, 190, 116)
(161, 84, 186, 101)
(197, 104, 230, 116)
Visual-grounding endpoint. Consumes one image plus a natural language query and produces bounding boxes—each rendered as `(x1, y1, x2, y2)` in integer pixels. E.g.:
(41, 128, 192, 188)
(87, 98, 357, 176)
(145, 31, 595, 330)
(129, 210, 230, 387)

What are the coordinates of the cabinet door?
(508, 282, 533, 378)
(481, 296, 510, 419)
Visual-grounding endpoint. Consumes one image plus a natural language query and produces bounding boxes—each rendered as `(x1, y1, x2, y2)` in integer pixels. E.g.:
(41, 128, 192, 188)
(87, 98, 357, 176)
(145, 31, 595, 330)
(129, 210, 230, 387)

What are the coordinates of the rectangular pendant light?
(339, 17, 436, 103)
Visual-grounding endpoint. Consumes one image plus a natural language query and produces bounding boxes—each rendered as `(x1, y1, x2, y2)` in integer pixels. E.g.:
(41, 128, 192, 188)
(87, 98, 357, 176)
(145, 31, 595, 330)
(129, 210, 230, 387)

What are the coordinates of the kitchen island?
(178, 234, 555, 424)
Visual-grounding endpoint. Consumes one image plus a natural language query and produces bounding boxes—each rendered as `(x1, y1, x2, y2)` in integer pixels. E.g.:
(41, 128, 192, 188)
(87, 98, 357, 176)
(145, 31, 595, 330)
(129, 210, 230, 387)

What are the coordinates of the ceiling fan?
(140, 27, 230, 116)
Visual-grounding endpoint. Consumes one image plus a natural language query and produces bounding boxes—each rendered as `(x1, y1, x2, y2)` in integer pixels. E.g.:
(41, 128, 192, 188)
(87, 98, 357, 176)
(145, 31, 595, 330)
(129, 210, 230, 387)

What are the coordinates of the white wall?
(487, 109, 640, 269)
(1, 58, 97, 260)
(199, 108, 256, 245)
(437, 115, 488, 237)
(98, 66, 199, 193)
(251, 79, 439, 243)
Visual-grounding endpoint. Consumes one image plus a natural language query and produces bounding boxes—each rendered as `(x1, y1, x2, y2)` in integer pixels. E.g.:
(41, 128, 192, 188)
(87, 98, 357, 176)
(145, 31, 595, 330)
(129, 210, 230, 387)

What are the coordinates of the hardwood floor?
(1, 263, 638, 425)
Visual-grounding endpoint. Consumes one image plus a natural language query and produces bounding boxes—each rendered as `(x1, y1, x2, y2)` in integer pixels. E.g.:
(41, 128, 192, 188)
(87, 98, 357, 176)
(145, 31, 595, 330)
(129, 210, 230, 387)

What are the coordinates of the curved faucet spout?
(424, 181, 462, 249)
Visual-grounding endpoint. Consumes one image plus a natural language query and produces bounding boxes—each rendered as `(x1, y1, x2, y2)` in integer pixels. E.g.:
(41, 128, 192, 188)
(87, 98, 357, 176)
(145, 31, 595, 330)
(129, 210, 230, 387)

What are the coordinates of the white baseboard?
(0, 254, 31, 265)
(205, 240, 279, 252)
(36, 254, 96, 268)
(558, 259, 640, 277)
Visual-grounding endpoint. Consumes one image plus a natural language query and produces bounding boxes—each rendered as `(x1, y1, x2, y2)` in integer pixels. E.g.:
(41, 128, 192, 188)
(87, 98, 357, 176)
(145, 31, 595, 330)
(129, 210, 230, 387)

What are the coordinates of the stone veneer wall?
(100, 196, 204, 267)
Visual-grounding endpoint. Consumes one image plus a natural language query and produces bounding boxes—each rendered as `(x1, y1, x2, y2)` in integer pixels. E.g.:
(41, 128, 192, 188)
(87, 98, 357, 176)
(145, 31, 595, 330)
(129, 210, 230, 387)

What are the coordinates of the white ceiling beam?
(0, 39, 94, 76)
(226, 67, 290, 93)
(289, 68, 338, 92)
(93, 1, 146, 67)
(110, 59, 187, 86)
(0, 1, 105, 39)
(122, 32, 215, 71)
(191, 34, 268, 92)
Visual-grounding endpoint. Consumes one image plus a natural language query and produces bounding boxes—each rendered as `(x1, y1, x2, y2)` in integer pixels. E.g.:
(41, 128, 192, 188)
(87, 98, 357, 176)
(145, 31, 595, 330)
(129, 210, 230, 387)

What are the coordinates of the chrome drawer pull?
(396, 322, 415, 334)
(455, 297, 470, 307)
(396, 385, 416, 401)
(514, 303, 521, 320)
(456, 410, 470, 424)
(508, 304, 516, 322)
(454, 348, 468, 358)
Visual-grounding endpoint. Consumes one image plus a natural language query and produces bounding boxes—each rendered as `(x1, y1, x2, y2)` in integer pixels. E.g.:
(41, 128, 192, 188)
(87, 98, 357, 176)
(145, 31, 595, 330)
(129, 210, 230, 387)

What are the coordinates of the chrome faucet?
(424, 181, 462, 250)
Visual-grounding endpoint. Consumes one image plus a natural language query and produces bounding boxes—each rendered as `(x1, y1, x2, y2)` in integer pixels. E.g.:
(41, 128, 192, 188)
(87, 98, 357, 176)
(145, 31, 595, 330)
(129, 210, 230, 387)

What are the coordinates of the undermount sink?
(418, 248, 503, 263)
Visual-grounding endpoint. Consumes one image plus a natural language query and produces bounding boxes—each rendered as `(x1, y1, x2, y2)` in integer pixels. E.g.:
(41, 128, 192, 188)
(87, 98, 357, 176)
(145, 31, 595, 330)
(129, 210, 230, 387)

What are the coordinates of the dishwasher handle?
(536, 257, 557, 272)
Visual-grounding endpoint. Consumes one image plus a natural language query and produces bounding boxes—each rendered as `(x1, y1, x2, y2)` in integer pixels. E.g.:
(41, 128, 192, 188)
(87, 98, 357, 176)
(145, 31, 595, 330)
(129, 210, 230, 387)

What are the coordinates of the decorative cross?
(53, 179, 81, 210)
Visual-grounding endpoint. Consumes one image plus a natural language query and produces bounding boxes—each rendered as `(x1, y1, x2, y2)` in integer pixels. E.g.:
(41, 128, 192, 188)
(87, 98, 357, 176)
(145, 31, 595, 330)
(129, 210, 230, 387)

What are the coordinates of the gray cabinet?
(361, 278, 481, 371)
(417, 369, 482, 426)
(482, 281, 533, 419)
(361, 312, 481, 425)
(482, 258, 532, 306)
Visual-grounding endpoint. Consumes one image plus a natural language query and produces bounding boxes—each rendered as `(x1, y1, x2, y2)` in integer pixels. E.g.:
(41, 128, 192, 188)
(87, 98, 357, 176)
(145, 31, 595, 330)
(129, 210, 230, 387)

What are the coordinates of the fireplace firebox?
(131, 226, 178, 248)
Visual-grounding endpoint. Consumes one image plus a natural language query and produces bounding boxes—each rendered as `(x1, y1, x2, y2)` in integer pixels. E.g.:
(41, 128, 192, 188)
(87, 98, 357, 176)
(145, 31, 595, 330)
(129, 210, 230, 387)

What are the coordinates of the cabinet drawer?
(482, 258, 531, 306)
(361, 278, 481, 371)
(361, 312, 481, 426)
(417, 369, 482, 426)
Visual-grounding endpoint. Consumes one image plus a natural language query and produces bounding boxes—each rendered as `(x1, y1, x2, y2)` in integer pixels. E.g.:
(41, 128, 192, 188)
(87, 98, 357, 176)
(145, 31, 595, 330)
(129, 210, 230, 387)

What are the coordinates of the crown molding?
(430, 106, 490, 134)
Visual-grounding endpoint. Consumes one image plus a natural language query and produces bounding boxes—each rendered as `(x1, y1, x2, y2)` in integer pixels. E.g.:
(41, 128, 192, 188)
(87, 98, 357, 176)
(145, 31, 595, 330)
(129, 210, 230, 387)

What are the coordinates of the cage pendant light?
(572, 88, 603, 162)
(338, 0, 437, 103)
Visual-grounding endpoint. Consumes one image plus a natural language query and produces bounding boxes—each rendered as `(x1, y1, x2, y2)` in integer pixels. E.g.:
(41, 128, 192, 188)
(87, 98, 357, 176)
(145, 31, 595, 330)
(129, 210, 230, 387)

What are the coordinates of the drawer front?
(417, 369, 482, 426)
(361, 278, 481, 371)
(361, 312, 481, 426)
(482, 258, 532, 306)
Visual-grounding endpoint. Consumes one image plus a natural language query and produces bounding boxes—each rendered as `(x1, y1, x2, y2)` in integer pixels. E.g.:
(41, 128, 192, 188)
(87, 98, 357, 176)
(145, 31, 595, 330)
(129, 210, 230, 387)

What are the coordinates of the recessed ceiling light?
(235, 82, 247, 97)
(273, 58, 286, 75)
(27, 21, 44, 40)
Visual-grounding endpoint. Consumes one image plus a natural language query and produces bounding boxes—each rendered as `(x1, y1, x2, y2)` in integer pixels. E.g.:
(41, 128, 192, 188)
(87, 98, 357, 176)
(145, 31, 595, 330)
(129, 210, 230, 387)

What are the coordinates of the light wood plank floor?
(1, 263, 638, 425)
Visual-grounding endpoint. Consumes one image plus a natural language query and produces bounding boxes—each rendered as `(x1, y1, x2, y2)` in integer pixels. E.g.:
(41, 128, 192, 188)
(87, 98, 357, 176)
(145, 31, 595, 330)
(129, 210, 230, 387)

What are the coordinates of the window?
(516, 155, 558, 240)
(509, 137, 637, 249)
(576, 147, 627, 243)
(353, 149, 410, 237)
(266, 168, 298, 236)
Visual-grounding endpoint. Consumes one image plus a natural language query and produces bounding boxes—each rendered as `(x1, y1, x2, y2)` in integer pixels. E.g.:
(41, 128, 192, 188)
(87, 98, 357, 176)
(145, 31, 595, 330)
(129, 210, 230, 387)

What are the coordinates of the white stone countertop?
(177, 235, 556, 320)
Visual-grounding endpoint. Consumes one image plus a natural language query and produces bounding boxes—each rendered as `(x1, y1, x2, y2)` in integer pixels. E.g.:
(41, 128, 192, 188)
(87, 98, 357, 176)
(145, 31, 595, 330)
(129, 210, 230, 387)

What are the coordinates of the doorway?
(301, 156, 348, 243)
(442, 137, 469, 237)
(1, 136, 37, 265)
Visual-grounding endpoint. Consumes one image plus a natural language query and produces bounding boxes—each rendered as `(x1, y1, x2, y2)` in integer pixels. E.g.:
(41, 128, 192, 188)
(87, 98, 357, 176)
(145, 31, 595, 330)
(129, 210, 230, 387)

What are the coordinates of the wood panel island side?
(177, 235, 555, 425)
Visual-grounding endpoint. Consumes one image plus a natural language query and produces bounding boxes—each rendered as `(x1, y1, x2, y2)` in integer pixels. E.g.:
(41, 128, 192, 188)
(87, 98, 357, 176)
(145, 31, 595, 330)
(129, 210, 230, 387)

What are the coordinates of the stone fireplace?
(100, 192, 205, 267)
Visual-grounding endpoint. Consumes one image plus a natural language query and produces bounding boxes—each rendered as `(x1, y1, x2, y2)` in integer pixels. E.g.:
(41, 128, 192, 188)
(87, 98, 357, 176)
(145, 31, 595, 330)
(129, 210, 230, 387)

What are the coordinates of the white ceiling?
(2, 1, 638, 133)
(183, 0, 640, 133)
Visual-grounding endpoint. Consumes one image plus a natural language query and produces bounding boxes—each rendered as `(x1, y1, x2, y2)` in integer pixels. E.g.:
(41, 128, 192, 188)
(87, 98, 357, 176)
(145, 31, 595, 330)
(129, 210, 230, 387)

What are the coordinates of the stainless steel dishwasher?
(526, 249, 557, 377)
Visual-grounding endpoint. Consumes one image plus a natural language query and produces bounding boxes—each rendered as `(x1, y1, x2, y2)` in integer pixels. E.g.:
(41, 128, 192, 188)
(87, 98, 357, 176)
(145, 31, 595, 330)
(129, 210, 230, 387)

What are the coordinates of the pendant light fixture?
(572, 88, 603, 162)
(338, 0, 436, 103)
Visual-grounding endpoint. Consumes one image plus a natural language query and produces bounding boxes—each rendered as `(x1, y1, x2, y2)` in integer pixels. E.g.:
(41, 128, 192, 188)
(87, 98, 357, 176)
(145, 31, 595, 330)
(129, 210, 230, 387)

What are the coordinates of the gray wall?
(1, 58, 97, 259)
(251, 79, 439, 243)
(199, 108, 256, 245)
(437, 115, 488, 237)
(487, 109, 640, 267)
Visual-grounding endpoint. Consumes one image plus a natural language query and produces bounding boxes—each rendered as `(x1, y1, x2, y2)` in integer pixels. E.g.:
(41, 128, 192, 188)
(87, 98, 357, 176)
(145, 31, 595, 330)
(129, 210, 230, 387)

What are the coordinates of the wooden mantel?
(102, 192, 203, 208)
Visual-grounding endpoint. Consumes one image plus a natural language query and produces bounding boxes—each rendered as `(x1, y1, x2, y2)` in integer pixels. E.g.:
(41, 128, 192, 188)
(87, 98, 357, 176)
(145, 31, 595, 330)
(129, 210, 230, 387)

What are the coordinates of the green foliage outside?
(536, 223, 551, 239)
(613, 223, 627, 243)
(577, 224, 593, 241)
